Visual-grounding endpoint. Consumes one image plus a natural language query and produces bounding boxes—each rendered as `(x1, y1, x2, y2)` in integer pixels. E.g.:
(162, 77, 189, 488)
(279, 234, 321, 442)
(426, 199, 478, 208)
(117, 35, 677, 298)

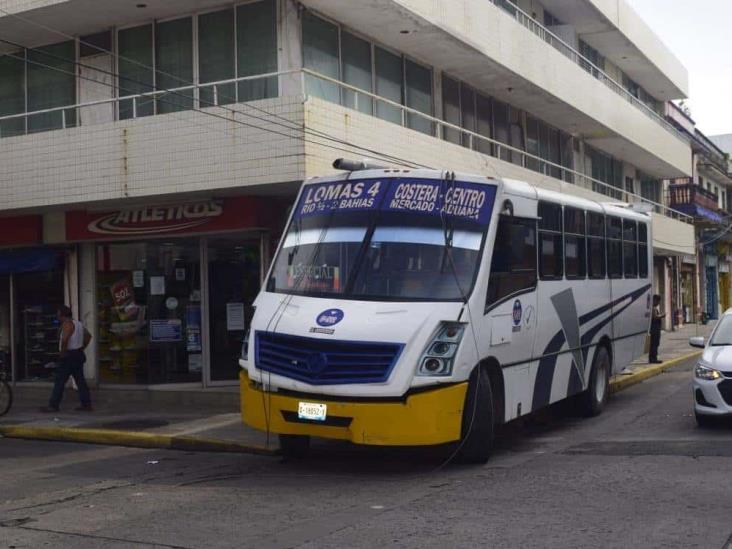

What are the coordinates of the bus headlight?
(417, 323, 465, 377)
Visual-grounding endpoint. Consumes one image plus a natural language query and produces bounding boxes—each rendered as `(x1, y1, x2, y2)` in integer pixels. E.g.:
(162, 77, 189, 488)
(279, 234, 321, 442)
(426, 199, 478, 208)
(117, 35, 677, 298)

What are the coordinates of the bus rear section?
(239, 168, 652, 461)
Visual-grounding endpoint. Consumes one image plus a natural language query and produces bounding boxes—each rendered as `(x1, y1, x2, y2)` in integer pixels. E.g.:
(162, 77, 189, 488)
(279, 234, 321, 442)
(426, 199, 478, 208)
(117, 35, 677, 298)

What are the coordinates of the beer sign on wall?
(65, 197, 276, 240)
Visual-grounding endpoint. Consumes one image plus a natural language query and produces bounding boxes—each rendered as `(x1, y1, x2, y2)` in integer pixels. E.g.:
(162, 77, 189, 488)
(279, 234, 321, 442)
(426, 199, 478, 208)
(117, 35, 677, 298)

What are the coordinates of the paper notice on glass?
(226, 302, 245, 331)
(133, 270, 145, 288)
(188, 353, 203, 373)
(150, 276, 165, 296)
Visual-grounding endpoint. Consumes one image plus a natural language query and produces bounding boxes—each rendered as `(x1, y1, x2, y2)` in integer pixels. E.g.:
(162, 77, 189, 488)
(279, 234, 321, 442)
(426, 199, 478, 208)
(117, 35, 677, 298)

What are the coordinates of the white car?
(690, 314, 732, 426)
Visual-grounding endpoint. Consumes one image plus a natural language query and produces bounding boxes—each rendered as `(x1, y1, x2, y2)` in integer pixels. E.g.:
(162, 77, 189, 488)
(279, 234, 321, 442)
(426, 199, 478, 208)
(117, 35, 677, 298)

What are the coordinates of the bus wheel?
(457, 367, 494, 464)
(279, 434, 310, 459)
(578, 346, 610, 417)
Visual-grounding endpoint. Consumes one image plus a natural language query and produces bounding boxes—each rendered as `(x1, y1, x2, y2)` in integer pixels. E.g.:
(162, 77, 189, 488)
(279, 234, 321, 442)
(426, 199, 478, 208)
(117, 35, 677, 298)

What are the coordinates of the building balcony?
(303, 0, 693, 178)
(668, 182, 726, 224)
(0, 68, 695, 255)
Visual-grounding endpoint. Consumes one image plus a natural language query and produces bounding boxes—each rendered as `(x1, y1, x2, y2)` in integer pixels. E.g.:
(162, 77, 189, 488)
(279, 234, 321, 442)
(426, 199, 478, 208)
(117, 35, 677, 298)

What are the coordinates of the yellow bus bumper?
(240, 371, 467, 446)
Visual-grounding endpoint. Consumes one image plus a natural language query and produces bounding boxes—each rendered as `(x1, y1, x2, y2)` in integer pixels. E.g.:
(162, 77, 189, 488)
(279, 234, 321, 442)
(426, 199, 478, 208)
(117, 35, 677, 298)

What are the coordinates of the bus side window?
(486, 215, 537, 310)
(538, 201, 563, 280)
(587, 212, 606, 279)
(606, 216, 623, 279)
(623, 219, 638, 278)
(564, 206, 586, 279)
(638, 222, 649, 278)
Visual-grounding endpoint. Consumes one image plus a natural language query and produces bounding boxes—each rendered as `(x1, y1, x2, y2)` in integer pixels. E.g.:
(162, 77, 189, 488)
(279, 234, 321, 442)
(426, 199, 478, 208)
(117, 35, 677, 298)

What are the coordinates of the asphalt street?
(2, 356, 731, 549)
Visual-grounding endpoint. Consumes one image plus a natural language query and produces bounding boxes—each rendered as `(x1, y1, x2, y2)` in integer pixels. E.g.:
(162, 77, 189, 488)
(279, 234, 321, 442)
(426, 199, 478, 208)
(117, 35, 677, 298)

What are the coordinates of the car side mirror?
(689, 336, 705, 349)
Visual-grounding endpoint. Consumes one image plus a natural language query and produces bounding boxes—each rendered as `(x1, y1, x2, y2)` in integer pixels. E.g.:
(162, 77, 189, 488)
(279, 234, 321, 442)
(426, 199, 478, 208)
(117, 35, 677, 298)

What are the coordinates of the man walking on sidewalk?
(41, 306, 93, 412)
(649, 294, 665, 364)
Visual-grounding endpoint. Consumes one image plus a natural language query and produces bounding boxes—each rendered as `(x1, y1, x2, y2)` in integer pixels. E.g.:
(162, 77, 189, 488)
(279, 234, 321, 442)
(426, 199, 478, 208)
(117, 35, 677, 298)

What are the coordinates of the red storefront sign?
(66, 197, 285, 241)
(0, 215, 43, 246)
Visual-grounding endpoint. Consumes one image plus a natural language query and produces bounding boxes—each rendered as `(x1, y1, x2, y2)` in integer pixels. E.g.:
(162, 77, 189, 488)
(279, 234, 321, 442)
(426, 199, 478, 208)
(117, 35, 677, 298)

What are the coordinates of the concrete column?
(278, 0, 303, 97)
(79, 242, 98, 384)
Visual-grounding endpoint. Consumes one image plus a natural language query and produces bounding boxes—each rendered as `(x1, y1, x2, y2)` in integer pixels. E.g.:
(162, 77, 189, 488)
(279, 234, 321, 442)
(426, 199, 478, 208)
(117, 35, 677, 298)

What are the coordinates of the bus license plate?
(298, 402, 327, 421)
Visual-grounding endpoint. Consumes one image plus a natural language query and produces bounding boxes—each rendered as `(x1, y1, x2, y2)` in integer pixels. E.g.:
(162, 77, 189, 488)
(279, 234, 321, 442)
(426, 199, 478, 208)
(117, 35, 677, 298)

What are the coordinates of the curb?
(0, 425, 278, 456)
(609, 350, 702, 394)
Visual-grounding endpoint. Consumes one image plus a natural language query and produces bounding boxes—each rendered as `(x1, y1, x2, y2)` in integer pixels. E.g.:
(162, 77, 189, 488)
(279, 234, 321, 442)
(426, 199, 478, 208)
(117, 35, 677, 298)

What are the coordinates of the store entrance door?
(206, 236, 261, 384)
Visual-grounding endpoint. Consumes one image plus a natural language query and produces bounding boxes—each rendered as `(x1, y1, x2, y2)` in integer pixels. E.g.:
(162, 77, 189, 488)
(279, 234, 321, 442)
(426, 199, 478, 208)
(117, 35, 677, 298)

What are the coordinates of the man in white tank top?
(42, 305, 93, 412)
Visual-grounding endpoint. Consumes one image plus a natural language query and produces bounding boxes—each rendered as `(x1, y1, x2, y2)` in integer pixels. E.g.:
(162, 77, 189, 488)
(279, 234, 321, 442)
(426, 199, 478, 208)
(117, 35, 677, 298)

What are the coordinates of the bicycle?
(0, 354, 12, 417)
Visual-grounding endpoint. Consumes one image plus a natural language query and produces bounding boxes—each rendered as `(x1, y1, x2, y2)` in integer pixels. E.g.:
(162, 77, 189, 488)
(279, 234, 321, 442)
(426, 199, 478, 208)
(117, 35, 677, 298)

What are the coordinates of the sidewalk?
(0, 323, 713, 453)
(609, 321, 713, 393)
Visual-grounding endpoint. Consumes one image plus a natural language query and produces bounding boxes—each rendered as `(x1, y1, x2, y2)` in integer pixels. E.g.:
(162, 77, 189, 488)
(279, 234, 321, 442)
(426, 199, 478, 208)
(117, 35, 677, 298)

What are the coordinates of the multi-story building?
(0, 0, 694, 390)
(666, 105, 732, 324)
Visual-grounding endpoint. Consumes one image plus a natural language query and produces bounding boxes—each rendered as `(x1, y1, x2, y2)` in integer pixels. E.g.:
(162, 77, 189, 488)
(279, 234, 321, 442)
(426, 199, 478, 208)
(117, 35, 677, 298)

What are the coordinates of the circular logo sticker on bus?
(512, 299, 523, 326)
(316, 309, 344, 327)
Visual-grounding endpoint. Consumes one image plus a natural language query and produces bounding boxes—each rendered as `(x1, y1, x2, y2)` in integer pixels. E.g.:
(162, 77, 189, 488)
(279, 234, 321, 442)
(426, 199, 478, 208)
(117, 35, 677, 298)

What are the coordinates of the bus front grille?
(254, 331, 403, 385)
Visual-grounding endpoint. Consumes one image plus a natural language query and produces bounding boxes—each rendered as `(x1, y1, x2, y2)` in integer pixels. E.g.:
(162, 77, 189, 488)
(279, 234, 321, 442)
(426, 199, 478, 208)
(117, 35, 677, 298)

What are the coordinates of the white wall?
(0, 96, 306, 211)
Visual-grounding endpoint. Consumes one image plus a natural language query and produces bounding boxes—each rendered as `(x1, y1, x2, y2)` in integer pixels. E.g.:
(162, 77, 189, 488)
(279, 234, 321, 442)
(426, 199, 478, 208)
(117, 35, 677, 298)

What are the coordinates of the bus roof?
(307, 170, 650, 222)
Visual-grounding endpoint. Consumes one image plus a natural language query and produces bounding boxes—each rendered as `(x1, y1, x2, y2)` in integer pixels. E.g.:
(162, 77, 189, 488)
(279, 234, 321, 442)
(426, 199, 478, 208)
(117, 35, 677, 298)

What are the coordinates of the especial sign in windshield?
(296, 178, 497, 225)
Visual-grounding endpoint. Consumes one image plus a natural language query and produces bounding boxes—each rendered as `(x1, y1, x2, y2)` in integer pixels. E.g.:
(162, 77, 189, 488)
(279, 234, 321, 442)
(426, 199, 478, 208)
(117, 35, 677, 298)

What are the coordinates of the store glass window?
(16, 269, 65, 381)
(97, 241, 202, 384)
(207, 237, 261, 382)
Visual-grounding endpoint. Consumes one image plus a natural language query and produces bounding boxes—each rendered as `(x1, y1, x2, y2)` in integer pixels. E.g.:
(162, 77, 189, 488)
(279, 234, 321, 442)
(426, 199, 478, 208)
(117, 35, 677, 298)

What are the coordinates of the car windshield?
(268, 177, 496, 302)
(710, 315, 732, 345)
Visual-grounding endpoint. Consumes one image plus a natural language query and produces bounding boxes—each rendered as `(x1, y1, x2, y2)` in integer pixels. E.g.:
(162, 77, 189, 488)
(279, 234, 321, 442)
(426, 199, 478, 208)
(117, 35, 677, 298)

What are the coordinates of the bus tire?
(279, 434, 310, 458)
(457, 367, 494, 464)
(578, 345, 610, 417)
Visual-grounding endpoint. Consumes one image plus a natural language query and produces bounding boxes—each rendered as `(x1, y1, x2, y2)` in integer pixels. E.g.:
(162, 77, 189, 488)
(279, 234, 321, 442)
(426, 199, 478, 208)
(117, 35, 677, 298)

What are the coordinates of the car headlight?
(695, 362, 722, 381)
(417, 322, 465, 377)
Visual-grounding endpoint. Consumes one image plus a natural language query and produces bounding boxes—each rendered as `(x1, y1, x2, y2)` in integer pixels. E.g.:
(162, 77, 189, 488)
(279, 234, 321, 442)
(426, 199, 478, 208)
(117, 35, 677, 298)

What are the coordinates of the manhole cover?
(97, 419, 170, 430)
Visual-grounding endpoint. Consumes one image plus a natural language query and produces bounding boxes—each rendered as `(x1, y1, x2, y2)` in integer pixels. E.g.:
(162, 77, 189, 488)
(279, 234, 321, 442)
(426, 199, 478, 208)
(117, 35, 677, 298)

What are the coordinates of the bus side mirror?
(689, 336, 705, 348)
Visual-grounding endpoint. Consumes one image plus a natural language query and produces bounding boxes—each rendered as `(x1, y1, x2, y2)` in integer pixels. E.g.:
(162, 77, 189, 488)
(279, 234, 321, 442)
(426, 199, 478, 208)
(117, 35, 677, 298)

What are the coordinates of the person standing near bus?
(41, 306, 93, 412)
(649, 294, 665, 364)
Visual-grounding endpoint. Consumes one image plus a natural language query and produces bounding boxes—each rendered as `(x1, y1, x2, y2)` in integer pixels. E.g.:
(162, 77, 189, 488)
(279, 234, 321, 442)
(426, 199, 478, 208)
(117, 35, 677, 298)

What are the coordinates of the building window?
(0, 52, 26, 137)
(374, 46, 403, 124)
(237, 1, 278, 101)
(579, 40, 604, 74)
(118, 25, 155, 119)
(341, 31, 373, 114)
(27, 41, 77, 132)
(404, 58, 433, 135)
(198, 9, 236, 106)
(303, 11, 340, 103)
(155, 17, 194, 114)
(587, 145, 623, 199)
(441, 75, 461, 145)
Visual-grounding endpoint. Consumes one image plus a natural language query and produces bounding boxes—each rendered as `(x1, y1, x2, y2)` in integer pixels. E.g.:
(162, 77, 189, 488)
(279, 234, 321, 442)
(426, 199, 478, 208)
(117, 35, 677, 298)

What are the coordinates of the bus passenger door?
(484, 212, 538, 422)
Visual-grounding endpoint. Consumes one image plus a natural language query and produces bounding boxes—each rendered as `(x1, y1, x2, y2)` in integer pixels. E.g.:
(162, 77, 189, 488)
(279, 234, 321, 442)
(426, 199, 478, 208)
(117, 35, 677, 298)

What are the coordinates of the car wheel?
(577, 346, 610, 417)
(279, 434, 310, 458)
(457, 367, 494, 464)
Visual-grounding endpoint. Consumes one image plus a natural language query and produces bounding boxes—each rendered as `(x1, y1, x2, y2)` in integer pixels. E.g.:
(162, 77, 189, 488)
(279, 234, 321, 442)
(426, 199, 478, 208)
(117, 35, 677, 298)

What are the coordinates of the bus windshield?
(268, 177, 497, 301)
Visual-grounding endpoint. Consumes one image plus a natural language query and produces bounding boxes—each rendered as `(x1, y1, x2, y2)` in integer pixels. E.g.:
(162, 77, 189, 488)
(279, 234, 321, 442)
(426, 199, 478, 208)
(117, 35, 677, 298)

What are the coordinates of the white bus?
(239, 164, 652, 462)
